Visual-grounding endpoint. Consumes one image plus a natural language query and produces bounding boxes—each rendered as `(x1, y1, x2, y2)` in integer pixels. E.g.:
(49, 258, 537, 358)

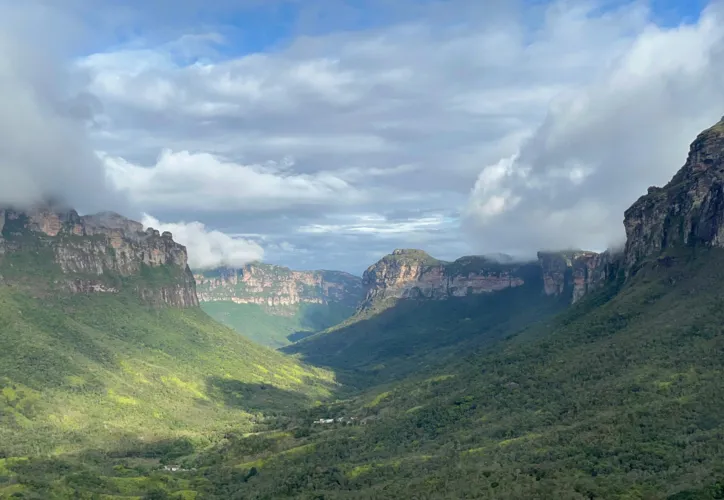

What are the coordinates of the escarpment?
(0, 206, 198, 307)
(359, 250, 534, 309)
(537, 250, 617, 303)
(624, 117, 724, 270)
(194, 264, 364, 310)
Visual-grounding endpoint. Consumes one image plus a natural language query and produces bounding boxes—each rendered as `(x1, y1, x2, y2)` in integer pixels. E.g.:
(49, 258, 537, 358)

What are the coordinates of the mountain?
(283, 248, 615, 379)
(0, 207, 198, 307)
(101, 116, 724, 499)
(0, 207, 335, 460)
(537, 249, 618, 303)
(623, 117, 724, 269)
(194, 263, 364, 347)
(201, 248, 724, 500)
(9, 118, 724, 499)
(360, 248, 614, 311)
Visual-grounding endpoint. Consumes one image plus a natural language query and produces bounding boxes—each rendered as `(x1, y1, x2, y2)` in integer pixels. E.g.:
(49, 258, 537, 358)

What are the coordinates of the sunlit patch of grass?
(107, 389, 139, 406)
(160, 376, 207, 400)
(365, 391, 392, 408)
(497, 433, 542, 447)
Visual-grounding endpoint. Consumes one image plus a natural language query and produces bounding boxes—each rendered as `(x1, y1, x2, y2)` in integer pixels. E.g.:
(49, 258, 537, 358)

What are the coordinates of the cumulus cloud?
(0, 2, 128, 213)
(104, 149, 361, 212)
(298, 213, 453, 237)
(142, 214, 264, 270)
(464, 1, 724, 255)
(24, 0, 714, 272)
(70, 0, 659, 273)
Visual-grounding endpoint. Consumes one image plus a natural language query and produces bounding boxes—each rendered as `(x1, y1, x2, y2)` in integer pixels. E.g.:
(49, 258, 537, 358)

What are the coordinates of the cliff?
(537, 250, 617, 303)
(194, 263, 364, 311)
(359, 249, 535, 309)
(624, 117, 724, 270)
(359, 247, 622, 308)
(0, 207, 198, 307)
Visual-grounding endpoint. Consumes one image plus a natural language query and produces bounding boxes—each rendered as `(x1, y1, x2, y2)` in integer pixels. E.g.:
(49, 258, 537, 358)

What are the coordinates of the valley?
(3, 119, 724, 499)
(194, 264, 363, 348)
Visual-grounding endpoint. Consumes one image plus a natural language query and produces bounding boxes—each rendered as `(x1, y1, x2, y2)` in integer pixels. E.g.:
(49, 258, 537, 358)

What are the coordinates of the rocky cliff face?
(359, 249, 533, 309)
(194, 263, 364, 311)
(624, 117, 724, 270)
(360, 248, 620, 308)
(0, 207, 198, 307)
(537, 250, 617, 303)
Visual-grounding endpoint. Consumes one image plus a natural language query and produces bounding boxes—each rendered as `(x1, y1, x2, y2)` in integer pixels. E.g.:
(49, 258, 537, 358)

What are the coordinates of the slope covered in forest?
(6, 118, 724, 499)
(0, 209, 335, 462)
(183, 246, 724, 499)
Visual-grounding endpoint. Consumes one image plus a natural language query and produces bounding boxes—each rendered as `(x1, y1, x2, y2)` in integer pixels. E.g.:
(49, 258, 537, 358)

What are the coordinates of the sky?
(0, 0, 723, 274)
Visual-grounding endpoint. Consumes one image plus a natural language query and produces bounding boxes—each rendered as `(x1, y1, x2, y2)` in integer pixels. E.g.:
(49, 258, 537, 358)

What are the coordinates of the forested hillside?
(6, 120, 724, 499)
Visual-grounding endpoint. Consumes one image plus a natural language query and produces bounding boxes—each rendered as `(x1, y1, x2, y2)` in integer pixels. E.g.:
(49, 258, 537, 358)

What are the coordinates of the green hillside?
(200, 301, 356, 348)
(10, 247, 724, 498)
(0, 286, 336, 460)
(283, 262, 568, 384)
(169, 247, 724, 499)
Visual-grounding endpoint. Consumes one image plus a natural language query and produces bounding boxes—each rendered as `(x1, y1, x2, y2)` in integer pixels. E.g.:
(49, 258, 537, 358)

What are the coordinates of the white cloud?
(22, 0, 715, 272)
(297, 213, 452, 237)
(142, 214, 264, 270)
(104, 149, 362, 212)
(465, 1, 724, 254)
(0, 1, 127, 213)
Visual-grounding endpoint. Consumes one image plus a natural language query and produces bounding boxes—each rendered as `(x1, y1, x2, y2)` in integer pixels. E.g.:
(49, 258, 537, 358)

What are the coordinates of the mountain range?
(2, 118, 724, 498)
(193, 246, 614, 349)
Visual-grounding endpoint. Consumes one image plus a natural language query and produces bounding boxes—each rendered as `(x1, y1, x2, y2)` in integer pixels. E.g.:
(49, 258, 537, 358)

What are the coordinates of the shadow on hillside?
(281, 269, 571, 388)
(286, 330, 316, 343)
(206, 376, 316, 413)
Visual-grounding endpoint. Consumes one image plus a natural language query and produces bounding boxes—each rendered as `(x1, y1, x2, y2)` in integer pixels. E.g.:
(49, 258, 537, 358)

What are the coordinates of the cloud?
(298, 212, 453, 237)
(0, 2, 128, 214)
(142, 214, 264, 269)
(29, 0, 711, 272)
(464, 1, 724, 255)
(104, 149, 361, 212)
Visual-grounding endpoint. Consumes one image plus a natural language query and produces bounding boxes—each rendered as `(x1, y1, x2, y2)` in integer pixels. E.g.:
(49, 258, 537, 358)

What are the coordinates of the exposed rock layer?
(360, 248, 617, 308)
(624, 118, 724, 270)
(537, 250, 616, 303)
(194, 264, 364, 311)
(360, 250, 530, 308)
(0, 207, 198, 307)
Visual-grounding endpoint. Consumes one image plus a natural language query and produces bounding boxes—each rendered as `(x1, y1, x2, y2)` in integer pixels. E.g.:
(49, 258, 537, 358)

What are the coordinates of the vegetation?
(135, 247, 724, 499)
(284, 262, 566, 385)
(5, 248, 724, 498)
(6, 204, 724, 500)
(0, 280, 336, 461)
(378, 249, 445, 268)
(200, 301, 357, 348)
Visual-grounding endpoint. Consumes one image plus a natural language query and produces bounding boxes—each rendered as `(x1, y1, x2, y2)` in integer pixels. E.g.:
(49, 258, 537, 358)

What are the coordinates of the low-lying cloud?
(464, 1, 724, 255)
(142, 214, 264, 270)
(0, 2, 128, 214)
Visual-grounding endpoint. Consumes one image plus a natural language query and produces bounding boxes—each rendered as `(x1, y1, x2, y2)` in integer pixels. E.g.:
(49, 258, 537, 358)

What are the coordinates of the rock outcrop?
(194, 263, 364, 311)
(624, 117, 724, 270)
(0, 207, 198, 307)
(359, 249, 533, 309)
(537, 250, 616, 303)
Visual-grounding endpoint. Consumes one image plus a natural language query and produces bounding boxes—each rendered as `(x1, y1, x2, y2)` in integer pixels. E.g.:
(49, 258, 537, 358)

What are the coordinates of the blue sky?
(1, 0, 723, 273)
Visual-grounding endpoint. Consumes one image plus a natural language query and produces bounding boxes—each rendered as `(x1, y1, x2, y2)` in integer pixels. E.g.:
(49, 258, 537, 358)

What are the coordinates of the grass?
(8, 229, 724, 498)
(83, 246, 724, 500)
(284, 263, 567, 386)
(0, 284, 337, 459)
(200, 301, 357, 348)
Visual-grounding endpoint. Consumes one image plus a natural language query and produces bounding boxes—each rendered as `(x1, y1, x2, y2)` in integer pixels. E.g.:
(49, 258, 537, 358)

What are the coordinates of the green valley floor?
(4, 248, 724, 498)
